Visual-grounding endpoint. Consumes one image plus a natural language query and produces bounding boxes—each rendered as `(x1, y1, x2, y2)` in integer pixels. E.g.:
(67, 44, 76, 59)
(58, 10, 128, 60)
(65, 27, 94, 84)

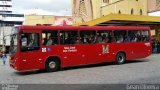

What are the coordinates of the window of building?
(42, 31, 58, 46)
(80, 30, 96, 44)
(118, 10, 121, 14)
(103, 0, 109, 3)
(79, 0, 87, 18)
(97, 30, 113, 43)
(131, 8, 134, 15)
(140, 9, 143, 15)
(60, 30, 78, 45)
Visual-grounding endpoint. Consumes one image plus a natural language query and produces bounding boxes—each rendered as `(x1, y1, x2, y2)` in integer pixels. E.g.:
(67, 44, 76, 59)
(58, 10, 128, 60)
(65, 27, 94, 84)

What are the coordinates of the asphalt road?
(0, 54, 160, 89)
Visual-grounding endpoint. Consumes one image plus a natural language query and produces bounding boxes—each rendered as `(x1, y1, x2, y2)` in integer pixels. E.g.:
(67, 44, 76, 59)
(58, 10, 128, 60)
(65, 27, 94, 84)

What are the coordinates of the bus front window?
(10, 34, 18, 54)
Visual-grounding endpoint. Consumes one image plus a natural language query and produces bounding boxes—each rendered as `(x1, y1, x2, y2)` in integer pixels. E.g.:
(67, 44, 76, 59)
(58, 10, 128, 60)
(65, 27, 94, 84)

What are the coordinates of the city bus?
(9, 25, 152, 72)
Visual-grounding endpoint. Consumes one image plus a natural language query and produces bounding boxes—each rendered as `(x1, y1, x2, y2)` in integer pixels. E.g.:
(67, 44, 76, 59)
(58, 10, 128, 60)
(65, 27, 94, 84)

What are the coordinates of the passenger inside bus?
(116, 35, 124, 43)
(97, 34, 102, 43)
(28, 39, 34, 47)
(46, 36, 53, 46)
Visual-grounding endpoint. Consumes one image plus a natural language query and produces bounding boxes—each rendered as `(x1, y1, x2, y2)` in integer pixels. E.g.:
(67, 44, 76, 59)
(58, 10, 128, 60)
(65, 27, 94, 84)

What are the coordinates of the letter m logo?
(102, 45, 109, 54)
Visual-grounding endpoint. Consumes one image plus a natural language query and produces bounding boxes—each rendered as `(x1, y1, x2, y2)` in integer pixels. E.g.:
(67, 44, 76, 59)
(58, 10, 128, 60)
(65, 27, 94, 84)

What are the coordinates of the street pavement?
(0, 54, 160, 85)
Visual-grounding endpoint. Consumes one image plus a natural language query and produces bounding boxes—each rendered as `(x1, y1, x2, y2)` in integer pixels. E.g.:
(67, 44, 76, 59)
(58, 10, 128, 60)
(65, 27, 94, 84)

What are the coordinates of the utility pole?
(2, 15, 6, 53)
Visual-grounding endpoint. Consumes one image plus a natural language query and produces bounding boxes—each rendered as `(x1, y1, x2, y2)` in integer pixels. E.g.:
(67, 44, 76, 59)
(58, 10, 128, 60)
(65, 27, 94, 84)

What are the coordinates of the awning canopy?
(74, 14, 160, 27)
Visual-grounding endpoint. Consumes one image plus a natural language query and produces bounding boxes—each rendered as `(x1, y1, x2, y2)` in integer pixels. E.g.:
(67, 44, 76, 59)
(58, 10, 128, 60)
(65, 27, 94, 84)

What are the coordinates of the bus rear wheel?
(45, 58, 60, 72)
(115, 53, 126, 64)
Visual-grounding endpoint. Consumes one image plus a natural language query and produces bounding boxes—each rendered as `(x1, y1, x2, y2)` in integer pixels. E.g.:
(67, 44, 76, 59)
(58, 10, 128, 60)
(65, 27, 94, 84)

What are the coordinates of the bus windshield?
(10, 28, 18, 54)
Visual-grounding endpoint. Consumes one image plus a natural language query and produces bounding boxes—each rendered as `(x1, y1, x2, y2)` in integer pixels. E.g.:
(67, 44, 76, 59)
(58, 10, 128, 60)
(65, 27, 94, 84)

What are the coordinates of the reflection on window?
(10, 34, 18, 54)
(114, 30, 127, 43)
(60, 31, 78, 45)
(42, 31, 58, 46)
(20, 33, 39, 52)
(80, 30, 96, 44)
(141, 30, 149, 42)
(128, 30, 141, 42)
(97, 30, 112, 43)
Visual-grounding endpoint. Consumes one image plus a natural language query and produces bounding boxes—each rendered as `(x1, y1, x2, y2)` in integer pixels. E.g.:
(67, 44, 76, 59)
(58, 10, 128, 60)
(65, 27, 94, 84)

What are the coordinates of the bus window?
(42, 31, 58, 46)
(60, 30, 78, 45)
(141, 30, 149, 42)
(20, 33, 40, 52)
(80, 30, 96, 44)
(128, 30, 141, 42)
(114, 30, 127, 43)
(97, 30, 112, 43)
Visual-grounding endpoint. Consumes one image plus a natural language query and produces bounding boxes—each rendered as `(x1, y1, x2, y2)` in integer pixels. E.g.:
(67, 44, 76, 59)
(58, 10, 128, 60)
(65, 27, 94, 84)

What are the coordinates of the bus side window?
(128, 30, 141, 42)
(114, 30, 127, 43)
(60, 30, 78, 45)
(20, 33, 40, 52)
(141, 30, 149, 42)
(97, 30, 112, 43)
(42, 30, 58, 46)
(80, 30, 96, 44)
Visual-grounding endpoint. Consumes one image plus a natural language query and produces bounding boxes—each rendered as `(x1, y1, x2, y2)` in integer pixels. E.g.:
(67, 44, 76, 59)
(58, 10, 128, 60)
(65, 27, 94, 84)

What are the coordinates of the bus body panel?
(9, 26, 152, 71)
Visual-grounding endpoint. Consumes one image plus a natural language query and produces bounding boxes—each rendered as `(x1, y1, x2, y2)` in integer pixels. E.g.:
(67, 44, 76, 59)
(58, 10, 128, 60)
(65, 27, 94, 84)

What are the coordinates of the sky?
(12, 0, 72, 16)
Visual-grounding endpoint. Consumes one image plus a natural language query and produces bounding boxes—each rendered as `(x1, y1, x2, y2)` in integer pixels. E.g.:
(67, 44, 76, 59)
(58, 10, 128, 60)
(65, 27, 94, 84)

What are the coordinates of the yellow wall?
(101, 0, 147, 16)
(25, 15, 55, 25)
(91, 0, 101, 19)
(72, 0, 148, 22)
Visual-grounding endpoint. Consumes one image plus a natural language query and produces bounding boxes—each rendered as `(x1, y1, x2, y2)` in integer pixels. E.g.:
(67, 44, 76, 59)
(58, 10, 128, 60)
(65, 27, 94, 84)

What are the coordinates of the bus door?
(20, 31, 42, 70)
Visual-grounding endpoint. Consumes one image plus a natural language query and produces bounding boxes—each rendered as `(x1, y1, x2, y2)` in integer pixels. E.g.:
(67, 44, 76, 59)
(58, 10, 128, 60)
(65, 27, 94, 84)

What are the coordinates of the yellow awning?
(74, 14, 160, 27)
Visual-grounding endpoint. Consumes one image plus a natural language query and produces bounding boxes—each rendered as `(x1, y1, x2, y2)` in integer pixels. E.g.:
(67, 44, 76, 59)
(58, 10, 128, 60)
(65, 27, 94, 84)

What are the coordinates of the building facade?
(0, 0, 12, 13)
(72, 0, 147, 23)
(148, 0, 160, 41)
(25, 15, 73, 26)
(0, 0, 24, 52)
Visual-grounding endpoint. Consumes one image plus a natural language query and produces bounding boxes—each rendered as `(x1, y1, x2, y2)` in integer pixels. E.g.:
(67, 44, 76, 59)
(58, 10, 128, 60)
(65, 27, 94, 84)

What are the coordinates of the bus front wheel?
(45, 58, 60, 72)
(115, 52, 126, 64)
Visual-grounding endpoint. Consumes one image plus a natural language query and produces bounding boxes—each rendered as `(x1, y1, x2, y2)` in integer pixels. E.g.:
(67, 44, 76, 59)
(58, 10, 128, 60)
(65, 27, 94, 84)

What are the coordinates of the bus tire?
(45, 58, 60, 72)
(115, 52, 126, 64)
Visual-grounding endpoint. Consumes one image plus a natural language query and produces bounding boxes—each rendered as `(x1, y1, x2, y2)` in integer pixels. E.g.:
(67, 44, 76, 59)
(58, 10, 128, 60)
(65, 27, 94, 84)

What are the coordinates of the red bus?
(9, 26, 151, 72)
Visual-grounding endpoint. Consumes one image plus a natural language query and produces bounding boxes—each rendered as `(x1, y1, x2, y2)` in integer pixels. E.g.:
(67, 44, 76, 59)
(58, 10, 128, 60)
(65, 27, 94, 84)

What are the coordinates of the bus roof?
(18, 25, 150, 31)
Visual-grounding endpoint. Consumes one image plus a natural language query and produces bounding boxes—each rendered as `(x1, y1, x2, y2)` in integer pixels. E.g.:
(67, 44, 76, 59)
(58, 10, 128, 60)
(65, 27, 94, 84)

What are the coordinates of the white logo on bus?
(102, 45, 109, 54)
(42, 48, 47, 52)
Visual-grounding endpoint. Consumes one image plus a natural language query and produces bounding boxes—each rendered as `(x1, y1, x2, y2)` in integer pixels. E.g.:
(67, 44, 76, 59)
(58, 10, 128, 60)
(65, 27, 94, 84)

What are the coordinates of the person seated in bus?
(97, 34, 102, 43)
(75, 37, 80, 44)
(132, 36, 138, 42)
(46, 36, 53, 46)
(107, 33, 113, 43)
(142, 35, 148, 41)
(132, 34, 140, 42)
(60, 35, 65, 45)
(83, 37, 90, 44)
(116, 35, 124, 43)
(79, 37, 83, 44)
(28, 39, 34, 47)
(101, 34, 107, 43)
(43, 38, 47, 45)
(91, 35, 97, 44)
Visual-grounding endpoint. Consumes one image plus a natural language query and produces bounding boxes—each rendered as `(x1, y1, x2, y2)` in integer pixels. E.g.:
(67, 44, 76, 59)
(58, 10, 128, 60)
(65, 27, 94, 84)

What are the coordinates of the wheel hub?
(49, 61, 56, 69)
